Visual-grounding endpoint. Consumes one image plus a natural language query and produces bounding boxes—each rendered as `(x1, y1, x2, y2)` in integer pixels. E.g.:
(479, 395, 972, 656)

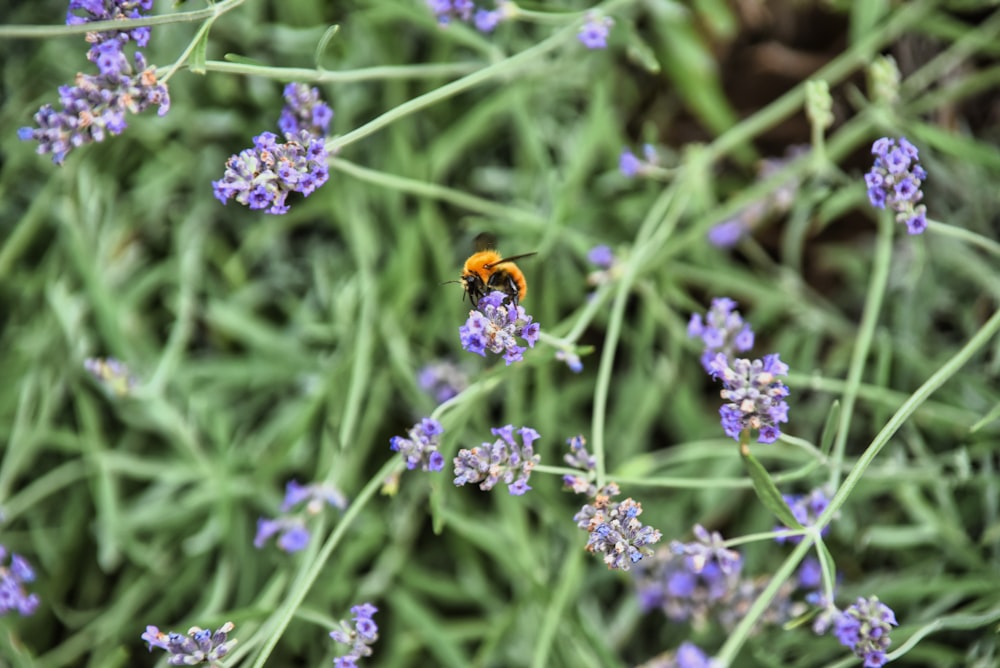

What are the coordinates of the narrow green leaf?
(314, 24, 341, 70)
(782, 607, 820, 631)
(223, 53, 269, 67)
(189, 28, 210, 74)
(970, 401, 1000, 433)
(741, 447, 803, 530)
(819, 400, 840, 456)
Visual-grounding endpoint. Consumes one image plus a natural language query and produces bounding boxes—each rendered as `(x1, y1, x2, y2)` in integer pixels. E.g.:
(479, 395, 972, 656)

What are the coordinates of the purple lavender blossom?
(578, 13, 614, 49)
(254, 516, 312, 553)
(833, 596, 897, 667)
(19, 0, 167, 165)
(212, 130, 329, 215)
(708, 352, 790, 443)
(866, 137, 927, 234)
(564, 434, 596, 471)
(0, 547, 40, 617)
(687, 298, 755, 373)
(330, 603, 379, 666)
(278, 83, 333, 138)
(84, 356, 138, 396)
(632, 525, 742, 623)
(676, 642, 716, 668)
(708, 145, 808, 247)
(141, 621, 237, 665)
(66, 0, 154, 63)
(453, 425, 540, 495)
(555, 349, 584, 372)
(18, 53, 170, 165)
(574, 485, 662, 570)
(618, 144, 659, 178)
(416, 360, 469, 403)
(280, 479, 348, 514)
(459, 291, 540, 365)
(390, 418, 445, 472)
(774, 488, 831, 544)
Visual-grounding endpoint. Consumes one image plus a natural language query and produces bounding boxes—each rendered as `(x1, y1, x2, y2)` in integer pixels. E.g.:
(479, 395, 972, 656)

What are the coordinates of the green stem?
(0, 0, 246, 38)
(927, 219, 1000, 258)
(829, 212, 893, 488)
(203, 59, 480, 82)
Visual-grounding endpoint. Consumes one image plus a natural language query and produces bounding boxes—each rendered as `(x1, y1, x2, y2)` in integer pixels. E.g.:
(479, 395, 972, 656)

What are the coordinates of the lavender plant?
(5, 1, 1000, 667)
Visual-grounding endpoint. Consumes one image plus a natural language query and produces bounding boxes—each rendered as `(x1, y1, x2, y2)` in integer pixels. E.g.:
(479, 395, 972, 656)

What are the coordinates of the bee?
(458, 233, 536, 307)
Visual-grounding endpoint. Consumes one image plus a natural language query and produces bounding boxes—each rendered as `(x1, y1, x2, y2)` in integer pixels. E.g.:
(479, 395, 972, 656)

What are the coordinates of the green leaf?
(741, 447, 803, 530)
(223, 53, 269, 67)
(819, 400, 840, 456)
(970, 401, 1000, 433)
(314, 24, 341, 70)
(783, 607, 820, 631)
(189, 26, 210, 74)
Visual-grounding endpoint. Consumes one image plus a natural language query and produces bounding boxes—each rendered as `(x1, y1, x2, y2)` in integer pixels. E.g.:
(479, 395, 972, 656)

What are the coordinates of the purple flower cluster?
(453, 424, 540, 495)
(278, 82, 334, 138)
(633, 525, 742, 623)
(19, 0, 168, 165)
(574, 485, 662, 571)
(708, 352, 790, 444)
(619, 144, 659, 178)
(84, 356, 138, 396)
(635, 642, 718, 668)
(427, 0, 511, 33)
(708, 145, 809, 247)
(66, 0, 153, 50)
(579, 13, 614, 49)
(330, 603, 379, 668)
(390, 417, 445, 472)
(687, 298, 755, 373)
(0, 547, 39, 617)
(774, 488, 832, 544)
(212, 129, 329, 215)
(417, 360, 469, 403)
(833, 596, 897, 667)
(564, 434, 596, 471)
(459, 291, 540, 365)
(255, 479, 348, 553)
(586, 244, 621, 292)
(141, 621, 237, 665)
(865, 137, 927, 234)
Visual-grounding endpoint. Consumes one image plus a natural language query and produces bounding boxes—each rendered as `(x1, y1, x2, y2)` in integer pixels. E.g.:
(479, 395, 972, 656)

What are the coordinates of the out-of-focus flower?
(578, 13, 614, 49)
(774, 488, 832, 544)
(84, 357, 139, 396)
(280, 479, 348, 514)
(417, 360, 469, 403)
(865, 137, 927, 234)
(555, 349, 584, 373)
(833, 596, 897, 667)
(428, 0, 511, 32)
(278, 82, 333, 138)
(0, 547, 39, 617)
(459, 291, 540, 365)
(454, 425, 540, 495)
(708, 353, 790, 444)
(707, 145, 808, 247)
(633, 525, 742, 625)
(141, 621, 237, 665)
(330, 603, 379, 667)
(390, 418, 445, 472)
(687, 298, 755, 373)
(619, 144, 659, 178)
(254, 516, 312, 553)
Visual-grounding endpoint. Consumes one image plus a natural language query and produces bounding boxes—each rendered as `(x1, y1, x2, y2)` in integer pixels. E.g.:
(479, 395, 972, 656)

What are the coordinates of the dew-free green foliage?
(3, 1, 1000, 666)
